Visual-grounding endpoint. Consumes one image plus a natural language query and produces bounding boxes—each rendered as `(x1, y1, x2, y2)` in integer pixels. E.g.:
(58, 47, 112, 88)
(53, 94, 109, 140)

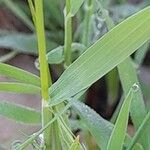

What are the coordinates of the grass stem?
(34, 0, 52, 149)
(64, 0, 72, 67)
(82, 0, 94, 46)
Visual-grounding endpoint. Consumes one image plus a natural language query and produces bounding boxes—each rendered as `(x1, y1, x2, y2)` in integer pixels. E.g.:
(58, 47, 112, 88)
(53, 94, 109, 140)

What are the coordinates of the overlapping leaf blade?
(118, 58, 150, 149)
(107, 88, 133, 150)
(0, 63, 40, 86)
(0, 82, 40, 94)
(49, 7, 150, 102)
(0, 101, 41, 124)
(46, 43, 85, 64)
(71, 100, 142, 150)
(0, 32, 56, 54)
(69, 0, 84, 17)
(71, 100, 113, 149)
(1, 0, 34, 30)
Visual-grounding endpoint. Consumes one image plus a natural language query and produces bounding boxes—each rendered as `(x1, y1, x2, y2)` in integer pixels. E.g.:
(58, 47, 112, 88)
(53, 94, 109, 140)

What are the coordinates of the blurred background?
(0, 0, 150, 149)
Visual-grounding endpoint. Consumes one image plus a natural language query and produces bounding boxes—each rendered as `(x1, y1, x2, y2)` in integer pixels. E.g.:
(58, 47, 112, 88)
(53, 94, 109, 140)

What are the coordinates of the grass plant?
(0, 0, 150, 150)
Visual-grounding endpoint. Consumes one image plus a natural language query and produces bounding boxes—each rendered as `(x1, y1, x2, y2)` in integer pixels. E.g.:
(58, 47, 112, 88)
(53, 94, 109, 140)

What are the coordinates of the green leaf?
(69, 136, 80, 150)
(132, 145, 144, 150)
(118, 58, 150, 149)
(27, 0, 36, 25)
(107, 87, 134, 150)
(49, 6, 150, 102)
(0, 63, 40, 86)
(0, 101, 41, 124)
(46, 43, 85, 64)
(71, 100, 113, 149)
(0, 33, 37, 54)
(0, 82, 41, 94)
(69, 0, 84, 17)
(1, 0, 34, 30)
(71, 100, 143, 150)
(16, 103, 71, 149)
(47, 46, 64, 64)
(127, 109, 150, 150)
(0, 32, 56, 54)
(134, 41, 149, 66)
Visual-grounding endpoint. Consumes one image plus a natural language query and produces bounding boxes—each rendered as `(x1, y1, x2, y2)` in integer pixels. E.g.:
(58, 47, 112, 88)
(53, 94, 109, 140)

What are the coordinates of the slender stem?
(64, 0, 72, 67)
(34, 0, 52, 149)
(35, 0, 52, 99)
(82, 0, 94, 46)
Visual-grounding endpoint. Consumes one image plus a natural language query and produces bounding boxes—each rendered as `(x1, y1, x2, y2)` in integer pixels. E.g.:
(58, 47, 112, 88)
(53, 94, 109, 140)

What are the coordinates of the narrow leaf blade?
(0, 63, 40, 86)
(118, 57, 150, 149)
(69, 0, 84, 17)
(49, 6, 150, 102)
(71, 100, 113, 149)
(0, 32, 56, 54)
(107, 87, 133, 150)
(0, 101, 41, 124)
(0, 82, 41, 94)
(71, 100, 143, 150)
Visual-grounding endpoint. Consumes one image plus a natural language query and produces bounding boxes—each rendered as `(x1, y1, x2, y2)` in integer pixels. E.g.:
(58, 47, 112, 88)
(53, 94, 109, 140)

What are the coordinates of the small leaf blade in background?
(134, 41, 149, 66)
(0, 32, 56, 54)
(127, 109, 150, 150)
(0, 63, 40, 86)
(1, 0, 34, 30)
(0, 101, 41, 124)
(71, 100, 113, 150)
(118, 57, 150, 149)
(47, 46, 64, 64)
(71, 99, 143, 150)
(107, 87, 134, 150)
(0, 51, 17, 63)
(49, 6, 150, 102)
(0, 82, 41, 94)
(46, 43, 85, 64)
(69, 0, 84, 17)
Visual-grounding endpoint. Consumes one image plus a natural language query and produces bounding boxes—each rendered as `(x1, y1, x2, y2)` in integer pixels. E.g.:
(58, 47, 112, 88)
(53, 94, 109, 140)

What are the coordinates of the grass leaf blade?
(0, 82, 41, 94)
(107, 86, 134, 150)
(0, 63, 40, 87)
(0, 101, 41, 124)
(118, 57, 150, 149)
(71, 100, 113, 149)
(69, 0, 84, 17)
(49, 6, 150, 102)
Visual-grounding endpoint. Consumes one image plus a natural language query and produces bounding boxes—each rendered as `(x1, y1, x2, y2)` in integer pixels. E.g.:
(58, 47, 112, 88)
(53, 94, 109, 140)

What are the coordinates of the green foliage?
(118, 58, 150, 149)
(127, 109, 150, 150)
(1, 0, 34, 30)
(0, 101, 41, 124)
(0, 0, 150, 150)
(47, 43, 85, 64)
(69, 136, 80, 150)
(0, 63, 40, 86)
(49, 6, 150, 103)
(107, 87, 134, 150)
(0, 82, 41, 94)
(71, 100, 113, 149)
(69, 0, 85, 17)
(0, 32, 57, 54)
